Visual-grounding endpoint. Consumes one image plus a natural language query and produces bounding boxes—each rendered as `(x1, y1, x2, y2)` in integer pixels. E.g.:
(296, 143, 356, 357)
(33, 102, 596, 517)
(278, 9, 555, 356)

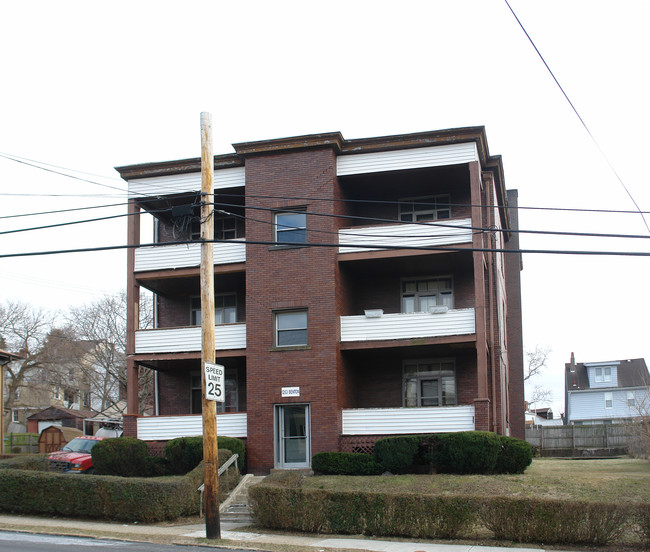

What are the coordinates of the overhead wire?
(503, 0, 650, 233)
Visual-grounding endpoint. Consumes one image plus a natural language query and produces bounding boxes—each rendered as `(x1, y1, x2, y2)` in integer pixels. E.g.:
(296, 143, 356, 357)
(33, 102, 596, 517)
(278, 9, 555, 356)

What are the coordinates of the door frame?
(274, 403, 311, 469)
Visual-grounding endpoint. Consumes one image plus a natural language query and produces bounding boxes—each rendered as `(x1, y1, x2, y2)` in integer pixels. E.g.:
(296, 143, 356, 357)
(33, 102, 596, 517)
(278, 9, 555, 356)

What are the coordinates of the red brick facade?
(118, 128, 525, 474)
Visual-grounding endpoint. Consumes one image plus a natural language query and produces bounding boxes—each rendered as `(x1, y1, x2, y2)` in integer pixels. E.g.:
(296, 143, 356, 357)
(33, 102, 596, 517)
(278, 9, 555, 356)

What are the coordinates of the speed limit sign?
(204, 362, 225, 403)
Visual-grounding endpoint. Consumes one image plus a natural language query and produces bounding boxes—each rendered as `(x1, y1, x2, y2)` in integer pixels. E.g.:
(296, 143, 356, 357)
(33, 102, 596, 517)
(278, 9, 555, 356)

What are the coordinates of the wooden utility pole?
(200, 112, 220, 539)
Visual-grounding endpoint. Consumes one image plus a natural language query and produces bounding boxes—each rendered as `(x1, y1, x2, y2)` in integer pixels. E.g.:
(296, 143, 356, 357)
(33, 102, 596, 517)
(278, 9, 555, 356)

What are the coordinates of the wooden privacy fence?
(525, 424, 631, 452)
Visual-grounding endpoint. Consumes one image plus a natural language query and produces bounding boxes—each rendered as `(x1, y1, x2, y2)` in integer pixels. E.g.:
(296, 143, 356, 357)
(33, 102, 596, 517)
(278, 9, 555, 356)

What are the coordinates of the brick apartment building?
(116, 127, 525, 474)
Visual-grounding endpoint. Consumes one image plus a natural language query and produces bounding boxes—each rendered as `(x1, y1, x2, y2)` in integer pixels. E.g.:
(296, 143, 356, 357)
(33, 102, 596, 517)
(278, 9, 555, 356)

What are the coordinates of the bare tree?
(525, 345, 551, 381)
(527, 385, 553, 410)
(0, 301, 54, 431)
(66, 291, 153, 415)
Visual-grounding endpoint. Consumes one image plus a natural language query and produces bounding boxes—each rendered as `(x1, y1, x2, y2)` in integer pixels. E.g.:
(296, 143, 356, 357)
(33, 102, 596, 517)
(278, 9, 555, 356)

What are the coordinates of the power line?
(1, 238, 648, 260)
(504, 0, 650, 233)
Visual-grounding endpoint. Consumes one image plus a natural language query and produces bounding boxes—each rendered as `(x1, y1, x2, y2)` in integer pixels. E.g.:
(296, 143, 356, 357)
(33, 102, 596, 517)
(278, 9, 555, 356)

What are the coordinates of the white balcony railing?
(342, 405, 475, 435)
(134, 240, 246, 272)
(338, 218, 472, 254)
(340, 308, 475, 343)
(137, 413, 247, 440)
(135, 323, 246, 354)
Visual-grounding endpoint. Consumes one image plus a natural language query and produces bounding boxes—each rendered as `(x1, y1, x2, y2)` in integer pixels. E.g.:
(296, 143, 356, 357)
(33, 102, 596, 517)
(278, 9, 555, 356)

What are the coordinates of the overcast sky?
(1, 1, 649, 417)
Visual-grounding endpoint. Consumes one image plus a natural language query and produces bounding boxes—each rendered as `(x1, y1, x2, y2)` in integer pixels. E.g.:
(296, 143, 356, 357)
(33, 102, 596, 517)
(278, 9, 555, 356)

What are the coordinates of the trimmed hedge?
(312, 452, 382, 476)
(372, 432, 531, 475)
(494, 436, 532, 474)
(0, 452, 240, 523)
(373, 436, 420, 474)
(92, 437, 149, 477)
(0, 454, 49, 472)
(164, 436, 246, 474)
(250, 479, 645, 546)
(434, 431, 501, 474)
(250, 484, 474, 539)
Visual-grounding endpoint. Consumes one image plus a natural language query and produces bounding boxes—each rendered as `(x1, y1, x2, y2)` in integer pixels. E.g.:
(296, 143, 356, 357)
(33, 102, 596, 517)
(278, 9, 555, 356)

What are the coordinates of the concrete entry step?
(219, 474, 265, 525)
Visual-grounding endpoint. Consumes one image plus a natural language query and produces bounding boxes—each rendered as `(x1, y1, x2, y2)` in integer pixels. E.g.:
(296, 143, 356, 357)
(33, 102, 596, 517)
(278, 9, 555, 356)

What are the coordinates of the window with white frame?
(403, 359, 457, 407)
(190, 293, 237, 325)
(604, 392, 613, 409)
(82, 391, 91, 409)
(12, 409, 19, 423)
(53, 387, 61, 400)
(595, 366, 612, 383)
(275, 310, 308, 347)
(399, 195, 451, 222)
(627, 391, 636, 407)
(401, 277, 453, 313)
(274, 210, 307, 245)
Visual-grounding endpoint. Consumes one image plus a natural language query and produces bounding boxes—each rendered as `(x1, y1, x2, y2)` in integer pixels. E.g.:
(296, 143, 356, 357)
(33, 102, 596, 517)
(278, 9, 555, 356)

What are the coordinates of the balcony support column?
(127, 199, 141, 415)
(470, 162, 490, 416)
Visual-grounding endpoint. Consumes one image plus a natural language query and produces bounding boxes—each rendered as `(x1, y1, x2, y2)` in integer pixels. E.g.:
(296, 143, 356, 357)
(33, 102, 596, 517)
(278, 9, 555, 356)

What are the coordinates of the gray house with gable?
(565, 353, 649, 425)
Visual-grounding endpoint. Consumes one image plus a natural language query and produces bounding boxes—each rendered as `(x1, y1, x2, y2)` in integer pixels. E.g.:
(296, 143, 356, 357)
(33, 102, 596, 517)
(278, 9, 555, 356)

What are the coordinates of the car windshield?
(62, 438, 98, 453)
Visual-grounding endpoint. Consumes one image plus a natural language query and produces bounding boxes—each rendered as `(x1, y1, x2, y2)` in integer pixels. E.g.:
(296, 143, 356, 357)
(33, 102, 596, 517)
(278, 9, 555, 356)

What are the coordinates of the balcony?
(338, 218, 472, 254)
(135, 323, 246, 354)
(137, 413, 247, 440)
(342, 405, 475, 435)
(340, 308, 475, 343)
(134, 239, 246, 273)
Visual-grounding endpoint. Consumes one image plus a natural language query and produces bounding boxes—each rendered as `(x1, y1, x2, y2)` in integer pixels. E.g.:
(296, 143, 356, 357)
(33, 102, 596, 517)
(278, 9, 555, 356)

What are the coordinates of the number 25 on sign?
(204, 362, 225, 403)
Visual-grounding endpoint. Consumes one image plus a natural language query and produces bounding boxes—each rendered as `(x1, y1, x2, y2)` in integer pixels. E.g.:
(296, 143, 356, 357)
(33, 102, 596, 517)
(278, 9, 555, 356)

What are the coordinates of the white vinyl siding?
(135, 324, 246, 353)
(338, 218, 472, 254)
(337, 142, 479, 176)
(134, 240, 245, 272)
(128, 166, 245, 197)
(342, 405, 475, 435)
(567, 388, 650, 423)
(340, 309, 475, 342)
(586, 363, 619, 388)
(137, 413, 247, 440)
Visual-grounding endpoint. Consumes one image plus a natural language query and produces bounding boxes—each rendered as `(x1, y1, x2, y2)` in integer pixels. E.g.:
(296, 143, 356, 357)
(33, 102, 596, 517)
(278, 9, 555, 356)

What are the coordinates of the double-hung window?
(190, 293, 237, 325)
(604, 392, 613, 409)
(595, 366, 612, 383)
(274, 210, 307, 245)
(402, 277, 453, 313)
(627, 391, 636, 407)
(403, 359, 457, 407)
(275, 310, 308, 347)
(399, 195, 451, 222)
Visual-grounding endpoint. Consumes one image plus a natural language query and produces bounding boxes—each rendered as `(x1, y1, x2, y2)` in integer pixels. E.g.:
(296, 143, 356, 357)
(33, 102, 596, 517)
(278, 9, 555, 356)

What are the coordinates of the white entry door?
(275, 404, 310, 469)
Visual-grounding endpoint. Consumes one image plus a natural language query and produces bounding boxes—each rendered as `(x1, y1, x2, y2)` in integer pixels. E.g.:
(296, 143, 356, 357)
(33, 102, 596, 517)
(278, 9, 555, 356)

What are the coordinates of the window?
(82, 391, 91, 409)
(53, 387, 61, 400)
(12, 409, 19, 423)
(274, 211, 306, 245)
(403, 359, 457, 407)
(64, 389, 76, 407)
(191, 216, 238, 241)
(399, 195, 451, 222)
(190, 293, 237, 325)
(191, 371, 239, 414)
(275, 310, 308, 347)
(627, 391, 636, 407)
(604, 392, 613, 409)
(402, 277, 453, 313)
(595, 366, 612, 383)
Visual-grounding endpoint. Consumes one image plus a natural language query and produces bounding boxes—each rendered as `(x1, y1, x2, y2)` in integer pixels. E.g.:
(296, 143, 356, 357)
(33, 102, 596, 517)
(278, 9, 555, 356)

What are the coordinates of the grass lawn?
(303, 457, 650, 503)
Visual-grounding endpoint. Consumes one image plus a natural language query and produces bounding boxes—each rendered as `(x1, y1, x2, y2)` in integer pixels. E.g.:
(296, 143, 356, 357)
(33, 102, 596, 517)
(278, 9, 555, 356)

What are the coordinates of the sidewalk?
(0, 513, 573, 552)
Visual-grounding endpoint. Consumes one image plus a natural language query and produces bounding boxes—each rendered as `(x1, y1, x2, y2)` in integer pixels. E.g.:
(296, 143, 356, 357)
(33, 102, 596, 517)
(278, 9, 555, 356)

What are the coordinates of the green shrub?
(164, 436, 203, 474)
(164, 436, 245, 474)
(92, 437, 149, 477)
(250, 483, 475, 539)
(0, 452, 239, 522)
(312, 452, 382, 475)
(373, 436, 419, 473)
(145, 455, 172, 477)
(494, 436, 532, 474)
(478, 497, 631, 545)
(0, 454, 49, 471)
(434, 431, 501, 474)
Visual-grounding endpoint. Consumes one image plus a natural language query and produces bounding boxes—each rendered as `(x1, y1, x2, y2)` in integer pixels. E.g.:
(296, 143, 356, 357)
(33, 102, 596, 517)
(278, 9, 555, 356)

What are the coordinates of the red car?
(48, 436, 105, 474)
